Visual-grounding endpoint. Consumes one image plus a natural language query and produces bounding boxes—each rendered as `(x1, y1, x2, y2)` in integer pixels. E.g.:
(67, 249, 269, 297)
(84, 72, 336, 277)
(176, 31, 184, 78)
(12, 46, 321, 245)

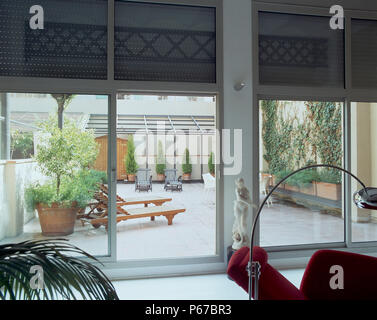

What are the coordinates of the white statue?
(232, 178, 252, 250)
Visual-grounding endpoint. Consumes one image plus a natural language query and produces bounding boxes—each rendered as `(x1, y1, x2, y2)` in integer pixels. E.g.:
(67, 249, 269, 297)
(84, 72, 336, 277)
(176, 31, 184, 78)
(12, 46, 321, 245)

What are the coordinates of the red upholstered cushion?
(259, 264, 306, 300)
(300, 250, 377, 300)
(227, 246, 305, 300)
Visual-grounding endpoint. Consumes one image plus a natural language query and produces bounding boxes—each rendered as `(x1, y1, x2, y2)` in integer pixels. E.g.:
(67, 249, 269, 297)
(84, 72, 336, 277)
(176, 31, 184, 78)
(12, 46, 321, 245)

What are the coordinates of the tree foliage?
(182, 148, 192, 174)
(261, 100, 343, 184)
(208, 151, 215, 175)
(125, 135, 138, 175)
(10, 130, 34, 159)
(156, 140, 166, 175)
(25, 117, 101, 208)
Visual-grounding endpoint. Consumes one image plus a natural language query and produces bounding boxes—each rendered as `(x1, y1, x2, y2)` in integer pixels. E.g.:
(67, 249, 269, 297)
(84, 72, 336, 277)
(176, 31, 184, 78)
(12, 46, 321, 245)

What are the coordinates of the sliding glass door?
(113, 94, 218, 260)
(0, 0, 222, 274)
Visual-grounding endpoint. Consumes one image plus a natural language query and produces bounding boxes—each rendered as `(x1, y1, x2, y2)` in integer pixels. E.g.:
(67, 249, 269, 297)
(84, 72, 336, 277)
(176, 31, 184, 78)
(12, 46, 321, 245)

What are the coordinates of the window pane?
(351, 19, 377, 88)
(0, 0, 107, 79)
(114, 1, 216, 83)
(113, 94, 217, 260)
(0, 93, 109, 257)
(259, 12, 344, 87)
(351, 102, 377, 242)
(259, 100, 344, 246)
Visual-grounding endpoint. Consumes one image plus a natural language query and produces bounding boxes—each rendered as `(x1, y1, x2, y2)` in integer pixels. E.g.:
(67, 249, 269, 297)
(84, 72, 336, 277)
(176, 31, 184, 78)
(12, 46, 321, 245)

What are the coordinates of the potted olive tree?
(208, 152, 215, 177)
(182, 148, 192, 181)
(25, 118, 100, 236)
(125, 135, 138, 182)
(156, 140, 166, 181)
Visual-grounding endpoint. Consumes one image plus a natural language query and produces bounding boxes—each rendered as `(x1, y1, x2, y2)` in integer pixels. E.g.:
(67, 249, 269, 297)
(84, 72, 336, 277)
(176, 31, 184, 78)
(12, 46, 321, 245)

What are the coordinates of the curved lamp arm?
(248, 164, 368, 300)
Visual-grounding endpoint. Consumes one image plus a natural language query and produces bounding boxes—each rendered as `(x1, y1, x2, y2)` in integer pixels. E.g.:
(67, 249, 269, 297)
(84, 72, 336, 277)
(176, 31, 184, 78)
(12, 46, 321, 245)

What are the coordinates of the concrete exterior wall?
(351, 103, 372, 222)
(351, 102, 377, 223)
(0, 160, 42, 241)
(369, 104, 377, 222)
(0, 161, 7, 240)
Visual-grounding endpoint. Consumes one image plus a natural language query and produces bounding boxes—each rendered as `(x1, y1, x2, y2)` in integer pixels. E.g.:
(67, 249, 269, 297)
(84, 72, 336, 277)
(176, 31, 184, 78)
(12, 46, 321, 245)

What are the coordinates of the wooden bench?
(81, 205, 186, 229)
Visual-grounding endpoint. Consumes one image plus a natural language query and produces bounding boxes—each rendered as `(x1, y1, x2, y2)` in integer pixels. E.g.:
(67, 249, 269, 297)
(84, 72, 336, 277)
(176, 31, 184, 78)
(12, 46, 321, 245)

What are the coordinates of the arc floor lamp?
(247, 164, 377, 300)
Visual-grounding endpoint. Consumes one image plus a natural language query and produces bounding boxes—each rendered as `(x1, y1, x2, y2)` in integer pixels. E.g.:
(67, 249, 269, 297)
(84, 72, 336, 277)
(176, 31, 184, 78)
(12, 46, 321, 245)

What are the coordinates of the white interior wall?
(223, 0, 253, 254)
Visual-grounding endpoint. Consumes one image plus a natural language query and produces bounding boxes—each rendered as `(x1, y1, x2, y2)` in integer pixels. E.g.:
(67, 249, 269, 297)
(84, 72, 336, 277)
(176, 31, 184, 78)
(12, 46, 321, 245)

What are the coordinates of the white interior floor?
(112, 269, 305, 300)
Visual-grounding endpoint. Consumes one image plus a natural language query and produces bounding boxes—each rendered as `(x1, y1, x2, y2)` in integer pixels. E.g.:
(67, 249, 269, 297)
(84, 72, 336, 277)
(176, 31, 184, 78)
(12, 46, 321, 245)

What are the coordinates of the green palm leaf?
(0, 239, 118, 300)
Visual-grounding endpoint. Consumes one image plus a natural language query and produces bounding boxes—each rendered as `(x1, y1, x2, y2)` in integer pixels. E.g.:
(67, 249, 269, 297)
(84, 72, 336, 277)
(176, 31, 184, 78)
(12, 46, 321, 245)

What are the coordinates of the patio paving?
(260, 197, 377, 246)
(2, 186, 377, 261)
(1, 182, 217, 260)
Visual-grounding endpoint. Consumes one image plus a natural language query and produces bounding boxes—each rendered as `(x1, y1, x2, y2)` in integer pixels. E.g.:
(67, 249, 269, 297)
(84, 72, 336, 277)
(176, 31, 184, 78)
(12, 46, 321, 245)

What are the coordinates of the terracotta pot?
(36, 203, 78, 236)
(128, 174, 135, 182)
(157, 173, 165, 181)
(315, 182, 341, 201)
(182, 173, 191, 181)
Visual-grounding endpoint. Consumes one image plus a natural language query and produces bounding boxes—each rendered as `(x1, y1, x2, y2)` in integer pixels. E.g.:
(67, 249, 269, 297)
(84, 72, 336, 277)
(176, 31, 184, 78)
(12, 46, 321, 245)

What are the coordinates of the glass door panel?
(0, 93, 110, 257)
(115, 94, 217, 260)
(259, 99, 345, 247)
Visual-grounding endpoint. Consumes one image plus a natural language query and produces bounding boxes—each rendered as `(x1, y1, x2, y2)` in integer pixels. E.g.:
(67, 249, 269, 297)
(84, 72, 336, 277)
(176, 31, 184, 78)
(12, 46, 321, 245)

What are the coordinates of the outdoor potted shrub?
(208, 151, 215, 177)
(25, 118, 101, 236)
(275, 170, 291, 191)
(10, 130, 34, 159)
(125, 135, 138, 182)
(182, 148, 192, 181)
(294, 170, 318, 196)
(156, 140, 166, 181)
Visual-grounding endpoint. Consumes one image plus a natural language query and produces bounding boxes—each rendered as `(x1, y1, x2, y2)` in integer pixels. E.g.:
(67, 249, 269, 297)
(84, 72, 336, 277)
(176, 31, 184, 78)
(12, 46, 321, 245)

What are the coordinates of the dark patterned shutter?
(115, 1, 216, 83)
(259, 12, 344, 88)
(352, 19, 377, 88)
(0, 0, 107, 79)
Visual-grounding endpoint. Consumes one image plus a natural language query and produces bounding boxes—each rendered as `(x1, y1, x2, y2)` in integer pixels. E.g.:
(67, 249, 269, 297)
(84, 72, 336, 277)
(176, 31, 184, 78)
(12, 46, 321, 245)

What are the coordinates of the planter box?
(300, 183, 317, 196)
(315, 181, 341, 201)
(284, 184, 300, 193)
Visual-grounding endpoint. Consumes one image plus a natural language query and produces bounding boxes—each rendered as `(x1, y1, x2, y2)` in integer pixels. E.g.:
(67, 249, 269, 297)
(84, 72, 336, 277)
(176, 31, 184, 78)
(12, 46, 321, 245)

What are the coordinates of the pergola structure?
(86, 114, 216, 178)
(85, 114, 216, 135)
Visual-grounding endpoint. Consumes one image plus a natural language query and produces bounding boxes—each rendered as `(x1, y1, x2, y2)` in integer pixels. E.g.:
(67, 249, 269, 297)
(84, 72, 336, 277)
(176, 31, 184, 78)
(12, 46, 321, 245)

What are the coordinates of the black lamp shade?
(354, 187, 377, 209)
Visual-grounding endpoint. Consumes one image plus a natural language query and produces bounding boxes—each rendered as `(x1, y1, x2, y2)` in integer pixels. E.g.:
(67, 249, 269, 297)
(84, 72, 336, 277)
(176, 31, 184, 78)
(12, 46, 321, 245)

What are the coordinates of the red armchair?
(227, 246, 377, 300)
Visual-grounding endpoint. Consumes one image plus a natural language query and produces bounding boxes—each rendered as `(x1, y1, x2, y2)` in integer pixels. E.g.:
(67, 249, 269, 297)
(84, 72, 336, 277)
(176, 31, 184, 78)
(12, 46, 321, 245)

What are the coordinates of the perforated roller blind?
(352, 19, 377, 88)
(115, 1, 216, 83)
(0, 0, 107, 79)
(259, 12, 344, 87)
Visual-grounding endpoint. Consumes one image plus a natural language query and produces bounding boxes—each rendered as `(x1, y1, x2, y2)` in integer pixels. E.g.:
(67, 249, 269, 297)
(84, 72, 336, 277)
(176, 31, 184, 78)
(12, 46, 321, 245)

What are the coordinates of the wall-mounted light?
(234, 81, 246, 91)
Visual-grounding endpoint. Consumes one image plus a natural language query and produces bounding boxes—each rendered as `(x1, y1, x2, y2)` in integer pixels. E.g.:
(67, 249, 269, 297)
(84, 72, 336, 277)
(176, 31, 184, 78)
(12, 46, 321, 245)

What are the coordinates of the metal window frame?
(0, 0, 224, 277)
(252, 1, 377, 260)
